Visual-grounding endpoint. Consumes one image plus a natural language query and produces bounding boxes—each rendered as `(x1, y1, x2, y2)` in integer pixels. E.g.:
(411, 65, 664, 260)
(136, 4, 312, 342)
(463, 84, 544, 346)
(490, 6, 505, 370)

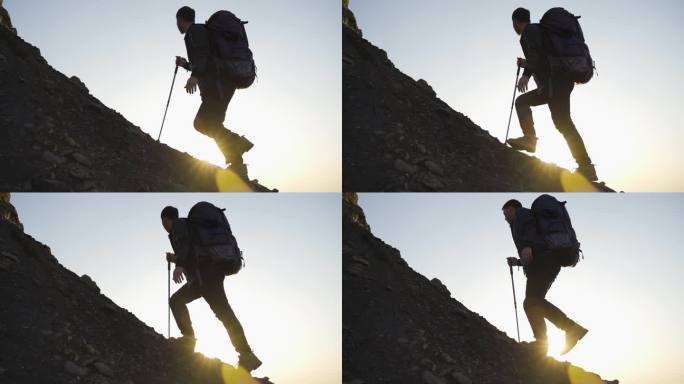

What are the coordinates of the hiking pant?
(515, 77, 592, 166)
(523, 256, 576, 341)
(193, 78, 238, 157)
(169, 266, 252, 355)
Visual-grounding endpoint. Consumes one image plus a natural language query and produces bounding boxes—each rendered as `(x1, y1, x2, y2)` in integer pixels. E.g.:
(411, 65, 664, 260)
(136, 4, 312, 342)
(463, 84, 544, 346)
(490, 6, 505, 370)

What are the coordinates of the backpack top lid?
(207, 10, 247, 37)
(188, 201, 227, 228)
(531, 194, 566, 216)
(540, 7, 581, 38)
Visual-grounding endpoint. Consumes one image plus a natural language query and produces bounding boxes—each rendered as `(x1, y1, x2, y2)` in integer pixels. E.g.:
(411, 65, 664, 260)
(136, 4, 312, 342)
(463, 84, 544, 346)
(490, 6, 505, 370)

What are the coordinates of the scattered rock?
(70, 152, 92, 166)
(64, 360, 88, 377)
(421, 370, 446, 384)
(394, 158, 418, 174)
(69, 165, 92, 180)
(42, 150, 66, 165)
(80, 274, 100, 293)
(451, 371, 472, 384)
(93, 361, 114, 377)
(424, 161, 444, 175)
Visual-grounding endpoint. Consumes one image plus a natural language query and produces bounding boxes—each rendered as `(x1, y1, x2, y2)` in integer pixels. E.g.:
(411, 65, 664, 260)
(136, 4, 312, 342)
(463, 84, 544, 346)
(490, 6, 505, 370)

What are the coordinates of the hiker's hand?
(517, 57, 527, 68)
(507, 257, 521, 267)
(175, 56, 189, 68)
(173, 266, 186, 284)
(520, 247, 533, 266)
(185, 77, 199, 94)
(166, 252, 176, 263)
(517, 75, 529, 93)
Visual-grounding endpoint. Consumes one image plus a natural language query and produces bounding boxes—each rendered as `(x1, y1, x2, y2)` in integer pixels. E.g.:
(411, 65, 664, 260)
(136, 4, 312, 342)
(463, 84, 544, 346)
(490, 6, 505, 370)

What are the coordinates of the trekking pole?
(157, 65, 179, 142)
(167, 260, 171, 339)
(509, 264, 521, 342)
(504, 65, 521, 144)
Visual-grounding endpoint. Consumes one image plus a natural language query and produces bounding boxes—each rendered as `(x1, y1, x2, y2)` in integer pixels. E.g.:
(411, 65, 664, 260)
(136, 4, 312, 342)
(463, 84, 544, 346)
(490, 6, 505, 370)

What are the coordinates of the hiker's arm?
(187, 26, 211, 78)
(518, 210, 538, 250)
(172, 221, 192, 268)
(522, 28, 544, 78)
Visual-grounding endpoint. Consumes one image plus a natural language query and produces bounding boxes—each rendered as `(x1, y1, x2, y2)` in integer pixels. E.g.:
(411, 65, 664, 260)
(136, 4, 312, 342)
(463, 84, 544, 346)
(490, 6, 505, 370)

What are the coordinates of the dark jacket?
(509, 207, 555, 271)
(520, 24, 550, 90)
(168, 218, 196, 272)
(509, 207, 545, 254)
(182, 24, 217, 82)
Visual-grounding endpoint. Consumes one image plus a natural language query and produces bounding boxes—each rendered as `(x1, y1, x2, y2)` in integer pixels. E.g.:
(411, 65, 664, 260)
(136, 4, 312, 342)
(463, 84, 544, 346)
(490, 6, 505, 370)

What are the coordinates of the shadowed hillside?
(342, 193, 619, 384)
(342, 4, 612, 192)
(0, 194, 273, 383)
(0, 27, 273, 192)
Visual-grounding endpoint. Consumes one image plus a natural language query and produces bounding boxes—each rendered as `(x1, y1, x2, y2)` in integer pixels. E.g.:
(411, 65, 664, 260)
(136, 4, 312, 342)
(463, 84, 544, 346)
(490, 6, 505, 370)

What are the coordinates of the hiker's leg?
(202, 271, 252, 354)
(532, 262, 576, 332)
(169, 280, 202, 337)
(549, 78, 592, 165)
(515, 89, 548, 137)
(524, 270, 550, 341)
(195, 81, 238, 160)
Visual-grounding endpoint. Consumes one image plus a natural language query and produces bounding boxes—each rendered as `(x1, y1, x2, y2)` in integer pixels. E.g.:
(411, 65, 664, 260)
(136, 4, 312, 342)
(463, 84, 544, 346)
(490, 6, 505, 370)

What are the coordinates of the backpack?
(206, 10, 256, 89)
(188, 202, 243, 276)
(531, 194, 581, 267)
(539, 7, 595, 84)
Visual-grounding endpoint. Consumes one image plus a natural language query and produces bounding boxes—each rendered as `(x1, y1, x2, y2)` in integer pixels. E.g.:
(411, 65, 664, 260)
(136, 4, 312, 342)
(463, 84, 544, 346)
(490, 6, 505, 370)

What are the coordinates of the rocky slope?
(0, 27, 272, 192)
(342, 5, 611, 192)
(342, 193, 619, 384)
(0, 194, 273, 383)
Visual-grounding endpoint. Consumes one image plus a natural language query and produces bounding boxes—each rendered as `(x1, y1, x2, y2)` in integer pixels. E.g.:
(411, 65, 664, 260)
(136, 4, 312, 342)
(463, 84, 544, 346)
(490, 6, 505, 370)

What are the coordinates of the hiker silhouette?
(502, 198, 588, 356)
(175, 6, 255, 178)
(507, 7, 598, 181)
(161, 204, 262, 373)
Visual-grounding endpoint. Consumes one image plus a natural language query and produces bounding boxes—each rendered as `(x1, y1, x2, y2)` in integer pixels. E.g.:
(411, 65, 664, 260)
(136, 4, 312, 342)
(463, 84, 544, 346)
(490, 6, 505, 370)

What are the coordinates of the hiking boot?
(227, 158, 249, 180)
(560, 324, 588, 355)
(227, 133, 254, 159)
(507, 136, 537, 153)
(169, 335, 197, 351)
(575, 163, 598, 182)
(238, 351, 262, 372)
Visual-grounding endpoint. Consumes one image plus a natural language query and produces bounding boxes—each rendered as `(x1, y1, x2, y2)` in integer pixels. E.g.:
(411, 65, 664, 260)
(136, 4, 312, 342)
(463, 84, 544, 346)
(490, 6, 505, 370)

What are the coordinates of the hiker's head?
(502, 199, 523, 224)
(512, 7, 530, 36)
(176, 6, 195, 34)
(161, 206, 179, 233)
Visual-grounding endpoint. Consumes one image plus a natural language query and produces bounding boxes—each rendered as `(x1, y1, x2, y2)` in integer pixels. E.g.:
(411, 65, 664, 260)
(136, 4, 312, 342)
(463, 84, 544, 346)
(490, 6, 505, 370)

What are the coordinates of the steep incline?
(342, 6, 611, 192)
(342, 193, 619, 384)
(0, 27, 272, 192)
(0, 195, 272, 383)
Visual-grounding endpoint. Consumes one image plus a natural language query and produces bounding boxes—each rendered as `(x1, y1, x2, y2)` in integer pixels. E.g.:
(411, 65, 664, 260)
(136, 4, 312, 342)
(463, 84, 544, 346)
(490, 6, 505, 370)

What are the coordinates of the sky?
(349, 0, 684, 192)
(12, 193, 342, 384)
(358, 192, 684, 384)
(5, 0, 341, 192)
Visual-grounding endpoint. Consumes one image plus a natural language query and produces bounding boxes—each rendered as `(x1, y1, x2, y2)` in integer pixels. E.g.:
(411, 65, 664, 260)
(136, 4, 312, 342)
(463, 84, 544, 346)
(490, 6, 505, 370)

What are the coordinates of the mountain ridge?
(0, 27, 273, 192)
(342, 4, 612, 192)
(342, 193, 619, 384)
(0, 194, 273, 383)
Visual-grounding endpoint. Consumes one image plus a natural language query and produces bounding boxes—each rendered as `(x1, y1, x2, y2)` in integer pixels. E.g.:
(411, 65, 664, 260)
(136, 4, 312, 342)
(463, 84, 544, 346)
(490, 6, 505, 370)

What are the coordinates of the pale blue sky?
(5, 0, 341, 192)
(358, 192, 683, 384)
(12, 193, 341, 384)
(349, 0, 684, 192)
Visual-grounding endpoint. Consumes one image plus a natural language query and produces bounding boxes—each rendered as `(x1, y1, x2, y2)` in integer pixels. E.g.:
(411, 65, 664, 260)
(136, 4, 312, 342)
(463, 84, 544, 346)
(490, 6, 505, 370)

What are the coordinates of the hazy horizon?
(5, 0, 341, 192)
(12, 193, 342, 384)
(358, 192, 683, 384)
(350, 0, 684, 192)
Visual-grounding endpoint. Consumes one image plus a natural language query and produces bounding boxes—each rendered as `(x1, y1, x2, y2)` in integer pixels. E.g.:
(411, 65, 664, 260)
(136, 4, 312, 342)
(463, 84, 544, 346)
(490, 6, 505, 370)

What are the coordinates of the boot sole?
(506, 141, 536, 153)
(561, 327, 588, 355)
